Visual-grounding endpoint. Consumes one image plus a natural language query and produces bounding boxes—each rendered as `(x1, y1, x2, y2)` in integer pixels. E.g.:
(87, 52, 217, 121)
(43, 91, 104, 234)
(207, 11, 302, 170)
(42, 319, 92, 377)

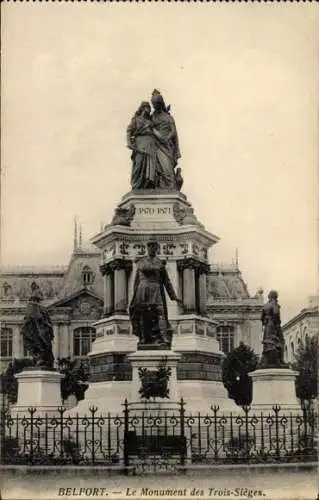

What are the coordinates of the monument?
(249, 291, 300, 412)
(72, 89, 238, 414)
(13, 283, 63, 414)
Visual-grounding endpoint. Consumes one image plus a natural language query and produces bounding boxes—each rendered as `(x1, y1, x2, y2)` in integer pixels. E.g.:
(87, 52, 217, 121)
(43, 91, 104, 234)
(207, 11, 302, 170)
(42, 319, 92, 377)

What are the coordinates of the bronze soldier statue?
(129, 239, 180, 349)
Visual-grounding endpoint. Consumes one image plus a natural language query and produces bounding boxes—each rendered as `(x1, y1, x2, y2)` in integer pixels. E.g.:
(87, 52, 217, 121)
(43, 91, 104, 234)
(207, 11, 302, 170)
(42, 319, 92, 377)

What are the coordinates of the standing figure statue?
(127, 90, 181, 190)
(260, 290, 285, 368)
(129, 239, 180, 349)
(21, 282, 55, 369)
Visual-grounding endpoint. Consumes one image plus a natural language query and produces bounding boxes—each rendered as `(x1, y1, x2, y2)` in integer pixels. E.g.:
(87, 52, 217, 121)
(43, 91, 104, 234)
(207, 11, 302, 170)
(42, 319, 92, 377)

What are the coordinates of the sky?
(1, 3, 318, 322)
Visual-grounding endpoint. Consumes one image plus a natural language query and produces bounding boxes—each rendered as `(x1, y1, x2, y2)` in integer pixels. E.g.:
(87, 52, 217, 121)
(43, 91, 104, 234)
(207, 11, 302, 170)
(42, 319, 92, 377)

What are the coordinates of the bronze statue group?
(21, 90, 285, 369)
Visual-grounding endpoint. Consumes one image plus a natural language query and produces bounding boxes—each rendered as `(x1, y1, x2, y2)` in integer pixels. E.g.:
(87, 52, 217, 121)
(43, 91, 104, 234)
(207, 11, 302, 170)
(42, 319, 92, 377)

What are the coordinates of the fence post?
(212, 405, 219, 461)
(90, 406, 97, 465)
(273, 405, 280, 460)
(58, 407, 64, 460)
(180, 398, 186, 466)
(244, 406, 250, 459)
(29, 407, 35, 464)
(123, 399, 129, 470)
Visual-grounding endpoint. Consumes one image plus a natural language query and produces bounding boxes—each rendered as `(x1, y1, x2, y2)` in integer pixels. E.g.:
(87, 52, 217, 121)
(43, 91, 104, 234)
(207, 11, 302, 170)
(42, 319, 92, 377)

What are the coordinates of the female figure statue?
(127, 90, 181, 190)
(260, 290, 285, 367)
(21, 282, 54, 369)
(127, 101, 157, 190)
(150, 89, 181, 189)
(129, 239, 180, 348)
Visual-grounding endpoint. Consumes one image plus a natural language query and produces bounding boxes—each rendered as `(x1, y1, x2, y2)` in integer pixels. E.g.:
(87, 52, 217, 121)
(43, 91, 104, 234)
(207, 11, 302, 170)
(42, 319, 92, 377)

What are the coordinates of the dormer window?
(81, 266, 94, 287)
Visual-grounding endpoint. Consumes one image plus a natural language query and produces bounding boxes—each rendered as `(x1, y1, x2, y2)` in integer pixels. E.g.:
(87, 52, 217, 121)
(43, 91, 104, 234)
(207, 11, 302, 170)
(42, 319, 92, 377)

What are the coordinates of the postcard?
(1, 3, 318, 500)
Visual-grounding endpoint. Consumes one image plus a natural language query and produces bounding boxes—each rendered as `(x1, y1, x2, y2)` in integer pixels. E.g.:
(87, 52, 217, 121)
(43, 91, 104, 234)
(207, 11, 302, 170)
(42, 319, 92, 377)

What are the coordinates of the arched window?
(73, 327, 96, 357)
(216, 325, 234, 354)
(0, 327, 13, 357)
(81, 266, 95, 287)
(291, 342, 295, 358)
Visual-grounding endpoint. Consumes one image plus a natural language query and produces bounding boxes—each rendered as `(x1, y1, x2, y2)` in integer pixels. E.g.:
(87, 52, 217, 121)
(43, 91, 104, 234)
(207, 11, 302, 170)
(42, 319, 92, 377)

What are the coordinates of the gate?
(123, 399, 187, 473)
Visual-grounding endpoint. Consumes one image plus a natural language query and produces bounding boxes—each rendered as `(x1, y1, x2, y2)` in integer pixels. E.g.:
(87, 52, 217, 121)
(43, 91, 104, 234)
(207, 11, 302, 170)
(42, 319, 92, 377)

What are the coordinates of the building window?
(216, 325, 234, 354)
(2, 282, 12, 297)
(73, 327, 96, 357)
(0, 327, 13, 357)
(284, 345, 288, 363)
(81, 266, 95, 287)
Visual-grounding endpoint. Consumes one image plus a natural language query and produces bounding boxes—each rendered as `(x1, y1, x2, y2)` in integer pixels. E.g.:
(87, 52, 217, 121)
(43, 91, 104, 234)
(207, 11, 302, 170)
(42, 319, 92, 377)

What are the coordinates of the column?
(183, 266, 196, 313)
(101, 260, 132, 316)
(60, 324, 70, 358)
(114, 268, 127, 313)
(165, 261, 180, 316)
(52, 324, 60, 359)
(103, 273, 113, 316)
(198, 272, 207, 315)
(234, 323, 243, 347)
(128, 261, 137, 305)
(12, 325, 21, 358)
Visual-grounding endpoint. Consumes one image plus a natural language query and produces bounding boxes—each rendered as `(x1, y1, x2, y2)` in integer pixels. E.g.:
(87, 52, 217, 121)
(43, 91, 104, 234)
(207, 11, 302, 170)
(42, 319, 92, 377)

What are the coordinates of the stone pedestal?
(249, 368, 301, 413)
(70, 190, 238, 416)
(127, 349, 182, 404)
(12, 369, 64, 416)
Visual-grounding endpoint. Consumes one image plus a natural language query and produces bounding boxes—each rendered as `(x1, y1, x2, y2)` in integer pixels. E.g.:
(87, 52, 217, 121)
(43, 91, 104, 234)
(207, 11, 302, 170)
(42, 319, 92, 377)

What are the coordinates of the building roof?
(282, 295, 319, 331)
(0, 250, 260, 306)
(0, 247, 103, 303)
(207, 265, 251, 301)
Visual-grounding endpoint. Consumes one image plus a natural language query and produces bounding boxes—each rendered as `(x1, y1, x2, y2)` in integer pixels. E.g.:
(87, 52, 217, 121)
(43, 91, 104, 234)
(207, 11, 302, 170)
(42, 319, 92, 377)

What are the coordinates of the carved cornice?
(177, 258, 210, 274)
(207, 303, 262, 316)
(100, 259, 133, 275)
(122, 189, 187, 200)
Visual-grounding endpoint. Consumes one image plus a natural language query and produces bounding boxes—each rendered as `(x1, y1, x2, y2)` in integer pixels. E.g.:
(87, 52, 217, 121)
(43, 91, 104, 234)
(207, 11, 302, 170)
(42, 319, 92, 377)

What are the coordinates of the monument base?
(127, 349, 181, 404)
(249, 368, 301, 413)
(177, 380, 239, 414)
(11, 369, 64, 416)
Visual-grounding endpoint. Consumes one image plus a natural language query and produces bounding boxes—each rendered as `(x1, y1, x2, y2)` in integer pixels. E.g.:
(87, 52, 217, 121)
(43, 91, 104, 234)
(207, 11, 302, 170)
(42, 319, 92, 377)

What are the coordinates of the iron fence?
(1, 400, 317, 470)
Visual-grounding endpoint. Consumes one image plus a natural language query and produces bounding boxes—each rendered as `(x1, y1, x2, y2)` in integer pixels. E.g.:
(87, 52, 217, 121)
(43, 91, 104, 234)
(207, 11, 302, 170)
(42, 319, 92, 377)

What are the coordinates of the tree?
(293, 335, 318, 415)
(222, 342, 258, 407)
(0, 357, 90, 405)
(0, 358, 34, 405)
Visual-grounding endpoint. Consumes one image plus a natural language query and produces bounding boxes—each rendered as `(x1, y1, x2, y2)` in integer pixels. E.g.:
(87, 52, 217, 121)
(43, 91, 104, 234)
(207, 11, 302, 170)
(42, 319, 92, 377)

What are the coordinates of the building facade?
(0, 235, 264, 374)
(282, 295, 319, 364)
